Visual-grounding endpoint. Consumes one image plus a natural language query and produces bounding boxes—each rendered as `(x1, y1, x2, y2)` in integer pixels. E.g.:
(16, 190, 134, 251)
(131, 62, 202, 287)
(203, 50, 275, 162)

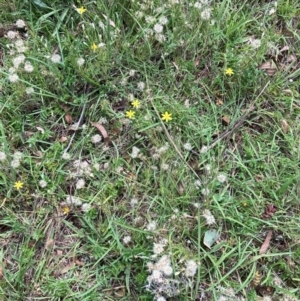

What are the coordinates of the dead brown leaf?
(91, 122, 109, 144)
(283, 89, 293, 96)
(59, 104, 70, 112)
(45, 238, 54, 249)
(281, 120, 289, 133)
(258, 61, 277, 76)
(222, 115, 230, 126)
(216, 98, 223, 106)
(65, 114, 73, 124)
(286, 54, 297, 63)
(177, 180, 184, 195)
(59, 136, 68, 143)
(262, 204, 277, 219)
(60, 261, 75, 274)
(56, 250, 63, 256)
(102, 14, 116, 28)
(254, 174, 264, 182)
(280, 45, 290, 52)
(259, 230, 272, 255)
(75, 259, 84, 266)
(24, 131, 35, 137)
(36, 126, 45, 134)
(172, 61, 179, 70)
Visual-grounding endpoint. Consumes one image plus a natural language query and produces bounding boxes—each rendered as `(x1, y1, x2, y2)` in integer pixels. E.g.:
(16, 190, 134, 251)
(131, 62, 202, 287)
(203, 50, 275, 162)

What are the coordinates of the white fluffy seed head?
(25, 87, 34, 94)
(122, 235, 132, 244)
(39, 180, 47, 188)
(185, 260, 197, 277)
(154, 23, 163, 34)
(130, 146, 140, 158)
(13, 54, 25, 68)
(77, 57, 85, 66)
(6, 30, 18, 39)
(16, 19, 26, 28)
(51, 54, 61, 63)
(217, 174, 227, 183)
(153, 243, 165, 255)
(9, 73, 19, 83)
(76, 178, 85, 189)
(202, 209, 216, 225)
(62, 152, 71, 160)
(201, 8, 212, 20)
(0, 151, 7, 161)
(91, 134, 102, 144)
(81, 203, 91, 212)
(24, 61, 34, 72)
(11, 159, 20, 168)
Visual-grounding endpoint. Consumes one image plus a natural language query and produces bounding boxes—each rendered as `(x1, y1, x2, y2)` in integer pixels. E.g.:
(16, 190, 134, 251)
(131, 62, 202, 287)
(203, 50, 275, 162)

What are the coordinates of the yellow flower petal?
(161, 112, 172, 122)
(125, 110, 135, 119)
(14, 181, 24, 190)
(131, 99, 141, 108)
(91, 43, 98, 51)
(77, 6, 87, 15)
(225, 68, 234, 76)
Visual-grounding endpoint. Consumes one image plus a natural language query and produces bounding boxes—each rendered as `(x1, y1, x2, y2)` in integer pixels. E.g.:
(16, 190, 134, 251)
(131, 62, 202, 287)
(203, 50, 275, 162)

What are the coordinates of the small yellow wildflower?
(91, 43, 98, 52)
(225, 68, 234, 76)
(125, 110, 135, 119)
(62, 206, 70, 215)
(77, 6, 87, 14)
(14, 181, 24, 190)
(131, 99, 141, 108)
(242, 202, 247, 207)
(161, 111, 172, 122)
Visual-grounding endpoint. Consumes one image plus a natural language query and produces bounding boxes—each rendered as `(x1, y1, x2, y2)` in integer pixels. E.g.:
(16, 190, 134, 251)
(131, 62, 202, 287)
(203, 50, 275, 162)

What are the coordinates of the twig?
(63, 102, 87, 153)
(64, 84, 89, 153)
(206, 81, 270, 151)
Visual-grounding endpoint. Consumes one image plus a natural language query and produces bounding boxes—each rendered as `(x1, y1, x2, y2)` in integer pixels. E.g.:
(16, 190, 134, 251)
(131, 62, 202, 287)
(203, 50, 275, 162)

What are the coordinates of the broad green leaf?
(33, 0, 51, 9)
(203, 229, 220, 249)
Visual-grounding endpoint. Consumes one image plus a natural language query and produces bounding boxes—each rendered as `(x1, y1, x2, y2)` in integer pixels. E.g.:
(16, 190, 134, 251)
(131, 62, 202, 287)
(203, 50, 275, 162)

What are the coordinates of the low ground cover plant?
(0, 0, 300, 300)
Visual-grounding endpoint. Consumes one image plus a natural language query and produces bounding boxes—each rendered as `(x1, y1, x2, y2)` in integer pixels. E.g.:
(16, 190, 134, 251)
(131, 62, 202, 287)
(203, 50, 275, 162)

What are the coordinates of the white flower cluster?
(91, 134, 102, 144)
(6, 32, 32, 83)
(50, 53, 61, 63)
(185, 260, 198, 277)
(11, 151, 23, 168)
(136, 8, 168, 43)
(64, 196, 91, 212)
(130, 146, 140, 158)
(0, 151, 7, 162)
(202, 209, 216, 225)
(150, 143, 169, 160)
(194, 0, 212, 20)
(39, 180, 47, 188)
(71, 159, 94, 178)
(146, 255, 180, 298)
(122, 235, 132, 245)
(153, 239, 168, 255)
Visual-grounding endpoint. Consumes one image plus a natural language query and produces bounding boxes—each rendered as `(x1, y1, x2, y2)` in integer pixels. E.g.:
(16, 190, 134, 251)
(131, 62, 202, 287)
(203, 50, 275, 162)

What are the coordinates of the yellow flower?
(125, 110, 135, 119)
(225, 68, 234, 76)
(14, 181, 24, 190)
(77, 6, 87, 15)
(161, 111, 172, 122)
(62, 206, 70, 215)
(91, 43, 98, 52)
(131, 99, 141, 108)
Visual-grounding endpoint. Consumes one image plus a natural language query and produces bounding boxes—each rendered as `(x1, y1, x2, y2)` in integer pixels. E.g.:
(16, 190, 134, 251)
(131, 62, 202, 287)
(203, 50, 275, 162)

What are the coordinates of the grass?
(0, 0, 300, 300)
